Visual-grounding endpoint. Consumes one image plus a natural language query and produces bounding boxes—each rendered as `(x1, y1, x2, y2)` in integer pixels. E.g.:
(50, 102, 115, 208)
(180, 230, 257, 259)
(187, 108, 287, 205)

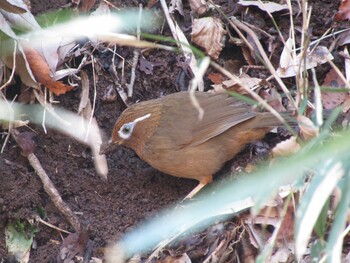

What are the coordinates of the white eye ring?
(118, 113, 151, 140)
(118, 123, 135, 139)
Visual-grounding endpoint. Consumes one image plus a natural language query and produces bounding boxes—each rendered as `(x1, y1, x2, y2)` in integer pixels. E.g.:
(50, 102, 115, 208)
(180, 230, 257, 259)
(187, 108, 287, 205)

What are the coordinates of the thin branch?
(11, 129, 81, 231)
(127, 4, 142, 98)
(229, 17, 297, 110)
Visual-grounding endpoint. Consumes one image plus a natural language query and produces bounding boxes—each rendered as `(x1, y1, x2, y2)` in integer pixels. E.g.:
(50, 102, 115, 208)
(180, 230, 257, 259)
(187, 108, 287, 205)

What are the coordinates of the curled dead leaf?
(279, 38, 293, 70)
(211, 74, 261, 95)
(24, 46, 73, 96)
(272, 136, 301, 158)
(272, 115, 317, 158)
(277, 45, 333, 78)
(237, 0, 288, 13)
(297, 115, 319, 140)
(191, 17, 226, 60)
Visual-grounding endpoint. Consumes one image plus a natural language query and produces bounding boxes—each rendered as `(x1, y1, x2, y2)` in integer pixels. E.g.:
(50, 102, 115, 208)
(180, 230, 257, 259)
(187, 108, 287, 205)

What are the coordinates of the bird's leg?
(183, 176, 212, 200)
(184, 182, 207, 200)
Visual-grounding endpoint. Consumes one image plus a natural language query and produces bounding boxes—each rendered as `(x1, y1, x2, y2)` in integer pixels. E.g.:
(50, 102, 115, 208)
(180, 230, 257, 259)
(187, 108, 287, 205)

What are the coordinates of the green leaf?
(35, 9, 78, 28)
(310, 239, 326, 262)
(326, 169, 350, 262)
(313, 197, 329, 238)
(5, 220, 38, 263)
(295, 160, 344, 258)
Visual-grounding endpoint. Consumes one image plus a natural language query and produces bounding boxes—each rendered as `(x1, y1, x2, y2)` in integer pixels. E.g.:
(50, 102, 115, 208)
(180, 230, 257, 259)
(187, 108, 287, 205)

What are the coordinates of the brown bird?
(101, 91, 294, 199)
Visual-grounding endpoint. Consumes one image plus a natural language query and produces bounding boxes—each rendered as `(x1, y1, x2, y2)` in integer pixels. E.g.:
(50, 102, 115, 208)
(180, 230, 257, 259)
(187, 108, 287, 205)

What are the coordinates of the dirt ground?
(0, 0, 344, 262)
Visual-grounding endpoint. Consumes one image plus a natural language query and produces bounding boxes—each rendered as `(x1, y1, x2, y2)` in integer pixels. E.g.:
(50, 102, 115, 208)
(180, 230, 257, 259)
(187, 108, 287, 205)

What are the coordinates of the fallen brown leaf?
(207, 72, 226, 84)
(24, 46, 73, 96)
(57, 229, 89, 263)
(321, 68, 349, 110)
(211, 74, 261, 95)
(237, 0, 288, 13)
(277, 45, 333, 78)
(334, 0, 350, 21)
(191, 17, 226, 60)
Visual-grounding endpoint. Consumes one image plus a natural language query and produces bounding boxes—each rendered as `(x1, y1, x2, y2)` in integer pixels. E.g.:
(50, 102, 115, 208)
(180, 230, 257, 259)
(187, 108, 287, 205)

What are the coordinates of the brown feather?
(108, 91, 295, 192)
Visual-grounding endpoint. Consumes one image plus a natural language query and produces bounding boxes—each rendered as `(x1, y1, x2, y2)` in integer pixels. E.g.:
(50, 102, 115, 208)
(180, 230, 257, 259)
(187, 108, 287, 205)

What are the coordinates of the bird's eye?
(117, 113, 151, 140)
(118, 123, 135, 140)
(121, 124, 132, 135)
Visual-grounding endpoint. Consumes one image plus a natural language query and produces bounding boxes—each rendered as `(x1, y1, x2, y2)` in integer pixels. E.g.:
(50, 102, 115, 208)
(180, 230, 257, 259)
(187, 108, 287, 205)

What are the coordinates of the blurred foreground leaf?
(105, 125, 350, 262)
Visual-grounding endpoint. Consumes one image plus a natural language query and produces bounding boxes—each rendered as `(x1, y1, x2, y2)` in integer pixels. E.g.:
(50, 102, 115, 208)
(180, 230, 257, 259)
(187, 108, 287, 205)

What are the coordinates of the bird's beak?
(99, 140, 121, 155)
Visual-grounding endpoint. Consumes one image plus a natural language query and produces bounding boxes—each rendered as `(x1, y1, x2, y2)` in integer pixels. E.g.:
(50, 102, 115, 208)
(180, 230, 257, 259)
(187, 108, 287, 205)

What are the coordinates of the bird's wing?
(154, 92, 256, 149)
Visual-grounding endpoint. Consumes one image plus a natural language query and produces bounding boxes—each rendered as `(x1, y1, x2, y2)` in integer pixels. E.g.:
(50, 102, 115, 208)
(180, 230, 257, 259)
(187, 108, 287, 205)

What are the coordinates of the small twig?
(189, 57, 210, 120)
(84, 57, 98, 142)
(101, 0, 120, 10)
(109, 46, 129, 106)
(145, 217, 202, 263)
(42, 88, 48, 134)
(108, 46, 125, 84)
(34, 214, 72, 234)
(296, 1, 311, 103)
(241, 21, 274, 41)
(328, 60, 350, 90)
(229, 17, 297, 110)
(159, 0, 204, 91)
(311, 68, 323, 127)
(29, 152, 81, 230)
(127, 51, 138, 97)
(127, 4, 142, 98)
(159, 0, 178, 45)
(11, 129, 81, 231)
